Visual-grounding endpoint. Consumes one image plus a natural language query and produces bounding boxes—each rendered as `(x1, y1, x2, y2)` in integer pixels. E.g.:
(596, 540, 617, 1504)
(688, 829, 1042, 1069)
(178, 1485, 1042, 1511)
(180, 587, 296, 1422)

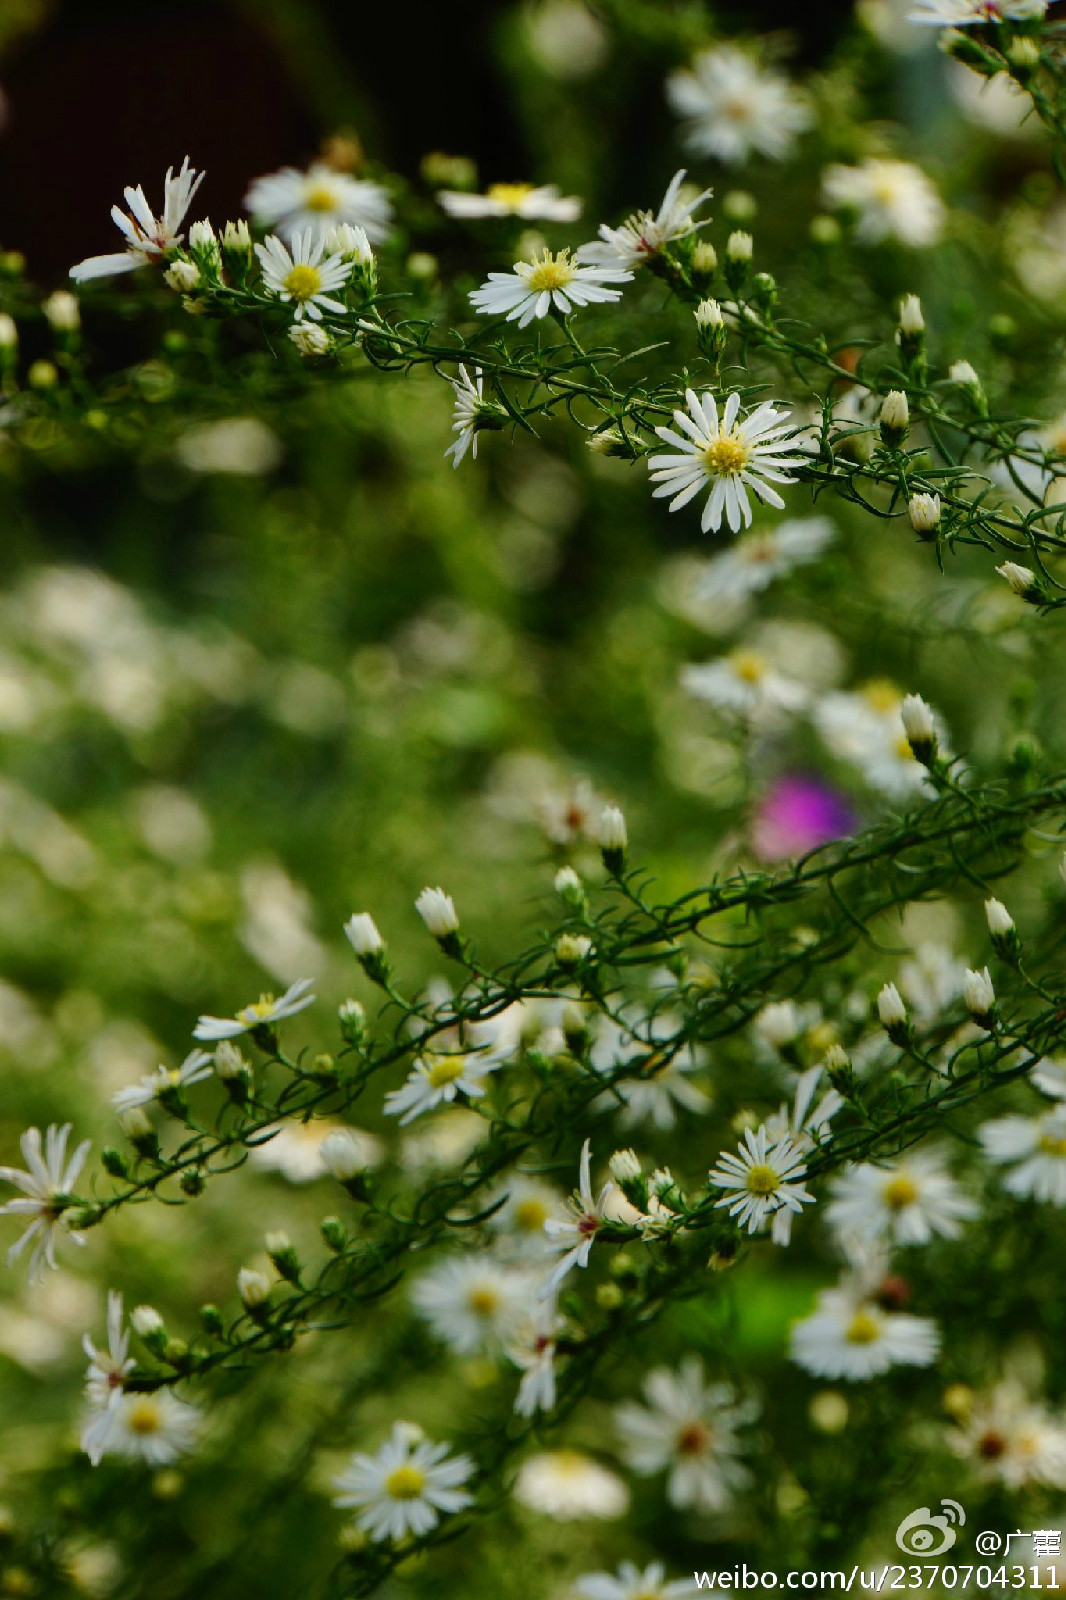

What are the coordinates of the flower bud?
(962, 966, 996, 1029)
(555, 932, 593, 968)
(338, 997, 367, 1046)
(996, 561, 1043, 604)
(344, 912, 389, 983)
(0, 313, 17, 351)
(897, 294, 924, 337)
(608, 1148, 641, 1182)
(28, 359, 57, 389)
(907, 492, 941, 538)
(695, 297, 728, 360)
(321, 1215, 348, 1253)
(119, 1106, 159, 1159)
(879, 389, 909, 447)
(1006, 36, 1040, 82)
(562, 1000, 590, 1054)
(290, 323, 332, 356)
(43, 290, 80, 334)
(415, 887, 461, 954)
(554, 865, 588, 914)
(949, 359, 979, 389)
(690, 239, 718, 281)
(984, 897, 1020, 960)
(724, 230, 752, 292)
(188, 218, 221, 273)
(810, 215, 841, 247)
(101, 1147, 130, 1180)
(199, 1304, 224, 1337)
(900, 693, 937, 765)
(755, 999, 802, 1051)
(320, 1130, 371, 1200)
(237, 1267, 272, 1315)
(265, 1231, 301, 1284)
(877, 982, 911, 1047)
(164, 259, 201, 294)
(598, 804, 628, 873)
(131, 1305, 167, 1355)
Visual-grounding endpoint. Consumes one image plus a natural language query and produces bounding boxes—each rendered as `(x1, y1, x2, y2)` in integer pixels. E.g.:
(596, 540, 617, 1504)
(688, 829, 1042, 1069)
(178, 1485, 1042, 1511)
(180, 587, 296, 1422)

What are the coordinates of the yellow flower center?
(427, 1055, 467, 1089)
(730, 649, 768, 684)
(745, 1163, 779, 1197)
(487, 182, 535, 210)
(895, 736, 917, 762)
(303, 183, 339, 212)
(721, 95, 755, 124)
(127, 1399, 162, 1435)
(845, 1310, 881, 1345)
(862, 679, 900, 715)
(1038, 1134, 1066, 1157)
(702, 434, 750, 476)
(872, 173, 903, 206)
(283, 264, 324, 302)
(514, 1198, 549, 1232)
(385, 1464, 427, 1500)
(467, 1286, 500, 1316)
(240, 994, 276, 1023)
(882, 1174, 919, 1209)
(551, 1451, 589, 1477)
(525, 251, 575, 292)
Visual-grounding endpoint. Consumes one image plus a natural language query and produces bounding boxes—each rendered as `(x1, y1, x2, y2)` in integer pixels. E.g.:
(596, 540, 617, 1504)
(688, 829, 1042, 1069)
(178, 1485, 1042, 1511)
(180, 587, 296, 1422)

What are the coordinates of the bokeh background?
(0, 2, 1063, 1596)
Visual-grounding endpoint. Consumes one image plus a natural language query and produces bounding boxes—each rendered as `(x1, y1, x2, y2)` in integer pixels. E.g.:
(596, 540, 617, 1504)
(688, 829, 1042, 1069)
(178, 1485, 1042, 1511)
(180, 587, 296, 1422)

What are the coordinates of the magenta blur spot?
(751, 776, 855, 861)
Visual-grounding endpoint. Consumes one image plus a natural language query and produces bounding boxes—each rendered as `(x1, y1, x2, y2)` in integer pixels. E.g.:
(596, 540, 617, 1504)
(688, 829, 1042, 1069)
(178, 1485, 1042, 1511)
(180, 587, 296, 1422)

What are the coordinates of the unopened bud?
(415, 887, 461, 955)
(237, 1267, 272, 1314)
(724, 230, 752, 292)
(690, 239, 718, 280)
(554, 865, 587, 913)
(907, 492, 941, 538)
(598, 804, 628, 873)
(608, 1148, 641, 1182)
(43, 290, 80, 334)
(877, 981, 911, 1047)
(962, 966, 996, 1029)
(344, 912, 389, 983)
(900, 694, 937, 765)
(338, 998, 367, 1046)
(265, 1231, 301, 1284)
(879, 389, 909, 447)
(996, 561, 1043, 604)
(984, 897, 1020, 960)
(555, 932, 593, 968)
(164, 260, 201, 294)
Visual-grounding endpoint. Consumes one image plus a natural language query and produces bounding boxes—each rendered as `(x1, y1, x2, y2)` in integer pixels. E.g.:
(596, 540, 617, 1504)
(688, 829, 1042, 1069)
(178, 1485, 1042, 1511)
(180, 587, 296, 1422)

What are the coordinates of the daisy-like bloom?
(821, 160, 944, 249)
(193, 977, 316, 1041)
(813, 683, 943, 800)
(980, 1103, 1066, 1204)
(507, 1297, 564, 1417)
(438, 182, 581, 221)
(615, 1357, 758, 1513)
(541, 1138, 616, 1296)
(576, 169, 711, 272)
(513, 1450, 629, 1519)
(577, 1562, 701, 1600)
(111, 1048, 213, 1114)
(445, 366, 485, 467)
(687, 516, 835, 607)
(410, 1256, 538, 1354)
(249, 1120, 382, 1184)
(0, 1123, 91, 1281)
(908, 0, 1048, 24)
(666, 46, 812, 166)
(949, 1380, 1066, 1490)
(244, 161, 392, 245)
(649, 389, 803, 535)
(384, 1047, 500, 1125)
(1031, 1056, 1066, 1099)
(81, 1387, 200, 1468)
(708, 1124, 815, 1246)
(70, 157, 205, 282)
(255, 230, 348, 322)
(681, 649, 808, 722)
(765, 1064, 844, 1154)
(591, 1012, 709, 1130)
(790, 1273, 940, 1381)
(83, 1290, 134, 1409)
(826, 1150, 978, 1247)
(331, 1421, 474, 1543)
(468, 248, 631, 328)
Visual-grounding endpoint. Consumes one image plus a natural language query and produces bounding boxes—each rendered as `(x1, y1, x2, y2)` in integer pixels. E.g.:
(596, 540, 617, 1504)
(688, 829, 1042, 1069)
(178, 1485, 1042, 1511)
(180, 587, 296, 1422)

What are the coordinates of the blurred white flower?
(681, 648, 808, 721)
(438, 183, 581, 221)
(245, 162, 391, 245)
(826, 1150, 978, 1247)
(577, 1562, 701, 1600)
(980, 1104, 1066, 1204)
(909, 0, 1047, 23)
(666, 47, 812, 165)
(949, 1379, 1066, 1490)
(615, 1357, 757, 1512)
(82, 1290, 134, 1409)
(82, 1388, 200, 1467)
(411, 1256, 538, 1354)
(822, 160, 944, 247)
(332, 1421, 474, 1542)
(513, 1450, 628, 1519)
(683, 516, 835, 609)
(250, 1121, 382, 1184)
(790, 1275, 940, 1380)
(0, 1123, 91, 1281)
(174, 418, 282, 476)
(70, 157, 204, 282)
(507, 1297, 564, 1416)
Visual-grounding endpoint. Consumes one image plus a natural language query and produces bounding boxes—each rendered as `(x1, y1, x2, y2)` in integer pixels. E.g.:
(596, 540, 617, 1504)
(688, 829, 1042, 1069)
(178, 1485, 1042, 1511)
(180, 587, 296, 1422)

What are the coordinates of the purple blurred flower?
(751, 775, 854, 861)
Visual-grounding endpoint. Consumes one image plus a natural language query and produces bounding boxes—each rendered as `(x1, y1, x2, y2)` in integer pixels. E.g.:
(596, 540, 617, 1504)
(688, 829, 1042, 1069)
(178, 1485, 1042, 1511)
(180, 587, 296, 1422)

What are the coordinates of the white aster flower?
(686, 516, 835, 607)
(541, 1138, 616, 1295)
(193, 977, 316, 1040)
(813, 683, 942, 799)
(576, 169, 711, 271)
(70, 157, 205, 282)
(666, 47, 812, 166)
(765, 1064, 844, 1153)
(822, 160, 944, 248)
(615, 1357, 757, 1512)
(1031, 1057, 1066, 1099)
(411, 1255, 538, 1354)
(83, 1290, 134, 1409)
(949, 1380, 1066, 1490)
(249, 1120, 381, 1184)
(384, 1048, 499, 1125)
(909, 0, 1047, 23)
(438, 182, 581, 221)
(513, 1450, 629, 1519)
(681, 647, 807, 724)
(826, 1150, 978, 1247)
(898, 942, 968, 1022)
(469, 248, 631, 328)
(488, 1175, 565, 1256)
(445, 366, 485, 467)
(0, 1123, 91, 1281)
(708, 1124, 814, 1246)
(111, 1048, 213, 1113)
(81, 1388, 200, 1467)
(790, 1274, 940, 1380)
(649, 389, 803, 534)
(577, 1563, 701, 1600)
(244, 162, 391, 245)
(980, 1104, 1066, 1204)
(332, 1421, 474, 1543)
(508, 1297, 564, 1417)
(590, 1011, 709, 1130)
(255, 230, 349, 322)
